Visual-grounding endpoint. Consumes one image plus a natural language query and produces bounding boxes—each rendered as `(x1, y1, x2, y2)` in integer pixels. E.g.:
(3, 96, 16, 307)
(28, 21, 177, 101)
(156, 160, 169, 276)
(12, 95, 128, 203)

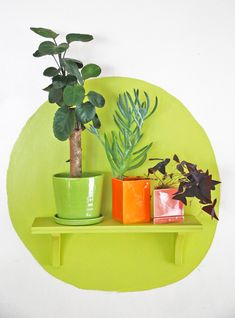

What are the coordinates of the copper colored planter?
(112, 178, 151, 224)
(153, 188, 184, 224)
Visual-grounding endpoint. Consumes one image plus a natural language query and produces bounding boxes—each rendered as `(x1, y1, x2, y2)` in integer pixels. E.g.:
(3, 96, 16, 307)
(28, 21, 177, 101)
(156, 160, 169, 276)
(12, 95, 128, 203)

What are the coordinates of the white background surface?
(0, 0, 235, 317)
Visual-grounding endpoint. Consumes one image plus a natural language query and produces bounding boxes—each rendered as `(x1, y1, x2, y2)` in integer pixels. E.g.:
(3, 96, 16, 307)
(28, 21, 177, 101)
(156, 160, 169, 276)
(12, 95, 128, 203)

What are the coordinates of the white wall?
(0, 0, 235, 317)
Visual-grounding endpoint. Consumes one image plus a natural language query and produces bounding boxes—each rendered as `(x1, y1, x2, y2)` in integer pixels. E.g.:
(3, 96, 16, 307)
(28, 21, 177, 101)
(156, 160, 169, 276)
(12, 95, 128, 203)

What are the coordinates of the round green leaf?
(38, 41, 56, 55)
(92, 114, 101, 128)
(62, 59, 83, 85)
(63, 58, 83, 69)
(30, 27, 59, 39)
(56, 99, 66, 107)
(66, 33, 93, 43)
(49, 87, 63, 103)
(54, 43, 69, 54)
(66, 75, 78, 86)
(63, 85, 85, 106)
(43, 67, 59, 77)
(53, 107, 75, 141)
(42, 84, 53, 92)
(33, 50, 44, 57)
(75, 102, 96, 123)
(81, 64, 101, 80)
(52, 75, 67, 89)
(87, 91, 105, 107)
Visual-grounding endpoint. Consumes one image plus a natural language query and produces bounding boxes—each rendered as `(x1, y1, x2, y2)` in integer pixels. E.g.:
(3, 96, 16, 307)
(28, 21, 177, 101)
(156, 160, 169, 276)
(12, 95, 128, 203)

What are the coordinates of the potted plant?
(148, 154, 220, 223)
(89, 89, 158, 224)
(31, 27, 105, 225)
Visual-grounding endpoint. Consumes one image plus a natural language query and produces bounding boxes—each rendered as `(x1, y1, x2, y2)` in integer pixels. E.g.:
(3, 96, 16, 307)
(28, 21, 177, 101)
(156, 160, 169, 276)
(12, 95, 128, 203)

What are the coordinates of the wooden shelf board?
(31, 215, 202, 235)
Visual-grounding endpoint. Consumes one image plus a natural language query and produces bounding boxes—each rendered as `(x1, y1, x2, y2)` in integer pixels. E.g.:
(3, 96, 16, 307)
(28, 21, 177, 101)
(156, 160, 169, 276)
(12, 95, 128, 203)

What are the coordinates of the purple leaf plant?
(148, 154, 220, 220)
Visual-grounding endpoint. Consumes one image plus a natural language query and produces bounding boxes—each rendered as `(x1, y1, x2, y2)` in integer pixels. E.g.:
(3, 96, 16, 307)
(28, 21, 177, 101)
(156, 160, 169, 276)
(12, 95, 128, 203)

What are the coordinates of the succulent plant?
(90, 89, 158, 179)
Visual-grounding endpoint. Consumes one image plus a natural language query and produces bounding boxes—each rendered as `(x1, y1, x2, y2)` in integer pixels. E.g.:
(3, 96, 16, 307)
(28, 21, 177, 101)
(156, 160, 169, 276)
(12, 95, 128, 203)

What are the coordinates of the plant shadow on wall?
(31, 27, 106, 225)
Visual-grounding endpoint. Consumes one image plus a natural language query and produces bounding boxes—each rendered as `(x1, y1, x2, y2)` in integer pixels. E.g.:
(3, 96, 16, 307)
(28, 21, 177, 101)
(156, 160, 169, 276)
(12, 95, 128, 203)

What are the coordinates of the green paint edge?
(7, 77, 220, 292)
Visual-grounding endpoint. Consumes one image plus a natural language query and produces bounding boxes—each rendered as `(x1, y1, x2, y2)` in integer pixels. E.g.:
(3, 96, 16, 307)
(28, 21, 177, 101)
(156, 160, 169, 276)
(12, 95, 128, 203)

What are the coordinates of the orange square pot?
(112, 178, 151, 224)
(153, 188, 184, 224)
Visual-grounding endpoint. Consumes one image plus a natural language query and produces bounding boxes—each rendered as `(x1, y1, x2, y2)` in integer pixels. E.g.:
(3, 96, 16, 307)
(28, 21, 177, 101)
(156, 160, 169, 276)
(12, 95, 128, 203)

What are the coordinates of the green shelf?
(31, 215, 203, 267)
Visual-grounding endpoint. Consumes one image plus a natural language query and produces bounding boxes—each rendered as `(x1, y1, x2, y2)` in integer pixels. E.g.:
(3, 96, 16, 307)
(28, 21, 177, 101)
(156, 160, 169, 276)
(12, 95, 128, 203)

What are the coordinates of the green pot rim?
(53, 172, 104, 180)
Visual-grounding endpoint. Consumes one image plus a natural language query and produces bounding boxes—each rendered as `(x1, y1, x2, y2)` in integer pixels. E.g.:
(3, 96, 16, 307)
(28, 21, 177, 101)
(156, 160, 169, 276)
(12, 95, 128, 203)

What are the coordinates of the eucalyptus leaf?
(63, 85, 85, 106)
(30, 27, 59, 39)
(49, 87, 63, 103)
(53, 107, 75, 141)
(75, 102, 96, 123)
(38, 41, 56, 55)
(43, 67, 59, 77)
(66, 33, 93, 43)
(81, 64, 101, 80)
(87, 91, 105, 107)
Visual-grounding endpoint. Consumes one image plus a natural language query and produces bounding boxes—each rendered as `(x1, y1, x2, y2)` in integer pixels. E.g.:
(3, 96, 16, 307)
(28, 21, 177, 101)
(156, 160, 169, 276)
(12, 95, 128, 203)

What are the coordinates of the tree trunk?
(69, 128, 82, 177)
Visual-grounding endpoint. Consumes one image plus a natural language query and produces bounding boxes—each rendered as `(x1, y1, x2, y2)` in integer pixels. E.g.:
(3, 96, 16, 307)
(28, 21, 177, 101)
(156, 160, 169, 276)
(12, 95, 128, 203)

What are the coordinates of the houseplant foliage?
(31, 27, 105, 225)
(90, 89, 158, 224)
(31, 27, 105, 177)
(89, 89, 158, 179)
(148, 154, 220, 220)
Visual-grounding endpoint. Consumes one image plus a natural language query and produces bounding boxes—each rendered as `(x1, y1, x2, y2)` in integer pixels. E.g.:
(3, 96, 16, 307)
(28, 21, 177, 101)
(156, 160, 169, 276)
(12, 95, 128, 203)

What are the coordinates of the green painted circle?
(7, 77, 220, 292)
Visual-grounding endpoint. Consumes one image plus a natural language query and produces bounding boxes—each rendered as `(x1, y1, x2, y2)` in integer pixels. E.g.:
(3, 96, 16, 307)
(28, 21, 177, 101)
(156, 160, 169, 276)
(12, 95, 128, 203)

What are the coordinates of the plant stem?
(69, 127, 82, 177)
(52, 55, 60, 69)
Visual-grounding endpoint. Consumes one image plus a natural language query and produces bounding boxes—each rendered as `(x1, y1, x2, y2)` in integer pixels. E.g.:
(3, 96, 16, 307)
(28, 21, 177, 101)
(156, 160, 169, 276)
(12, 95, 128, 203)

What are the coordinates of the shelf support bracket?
(175, 233, 186, 265)
(51, 234, 61, 267)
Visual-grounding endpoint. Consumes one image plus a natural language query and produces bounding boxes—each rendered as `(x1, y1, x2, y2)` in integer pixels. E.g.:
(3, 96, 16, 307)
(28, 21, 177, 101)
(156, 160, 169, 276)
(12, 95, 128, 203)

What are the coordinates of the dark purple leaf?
(173, 154, 180, 162)
(148, 158, 170, 175)
(211, 179, 221, 190)
(202, 199, 219, 220)
(176, 163, 185, 174)
(172, 193, 187, 205)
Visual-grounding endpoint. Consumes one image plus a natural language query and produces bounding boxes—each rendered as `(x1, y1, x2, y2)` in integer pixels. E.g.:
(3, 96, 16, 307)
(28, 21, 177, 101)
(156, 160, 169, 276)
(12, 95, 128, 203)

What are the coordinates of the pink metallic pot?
(153, 188, 184, 224)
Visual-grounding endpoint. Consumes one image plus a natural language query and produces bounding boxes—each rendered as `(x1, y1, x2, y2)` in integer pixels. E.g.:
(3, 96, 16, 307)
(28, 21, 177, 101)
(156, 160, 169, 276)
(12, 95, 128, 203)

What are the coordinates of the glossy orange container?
(112, 178, 151, 224)
(153, 188, 184, 224)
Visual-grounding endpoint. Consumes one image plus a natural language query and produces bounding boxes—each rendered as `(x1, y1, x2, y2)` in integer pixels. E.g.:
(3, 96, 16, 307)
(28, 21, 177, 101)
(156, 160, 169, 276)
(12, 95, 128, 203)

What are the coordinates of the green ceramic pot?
(53, 172, 104, 220)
